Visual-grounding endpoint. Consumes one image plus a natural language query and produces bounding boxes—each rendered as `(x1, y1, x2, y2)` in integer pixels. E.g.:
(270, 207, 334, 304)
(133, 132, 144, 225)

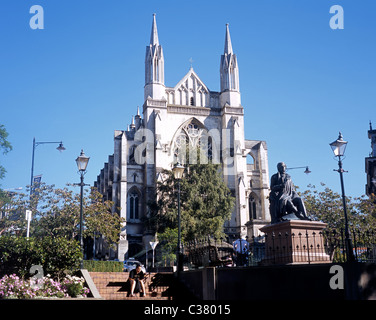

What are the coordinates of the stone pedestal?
(117, 238, 129, 261)
(260, 220, 331, 265)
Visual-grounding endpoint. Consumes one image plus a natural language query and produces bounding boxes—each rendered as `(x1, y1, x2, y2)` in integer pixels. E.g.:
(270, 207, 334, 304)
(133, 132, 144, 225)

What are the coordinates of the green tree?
(150, 162, 235, 243)
(0, 235, 82, 280)
(0, 124, 12, 181)
(300, 183, 376, 260)
(356, 193, 376, 223)
(156, 227, 179, 266)
(0, 183, 124, 248)
(300, 183, 376, 232)
(0, 124, 12, 209)
(300, 183, 352, 231)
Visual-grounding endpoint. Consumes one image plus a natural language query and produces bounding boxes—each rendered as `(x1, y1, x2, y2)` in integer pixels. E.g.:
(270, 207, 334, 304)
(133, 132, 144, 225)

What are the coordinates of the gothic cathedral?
(95, 15, 271, 261)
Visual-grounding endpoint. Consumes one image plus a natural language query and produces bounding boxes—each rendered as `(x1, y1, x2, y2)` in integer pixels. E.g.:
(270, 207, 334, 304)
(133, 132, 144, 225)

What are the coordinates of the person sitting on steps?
(128, 264, 146, 297)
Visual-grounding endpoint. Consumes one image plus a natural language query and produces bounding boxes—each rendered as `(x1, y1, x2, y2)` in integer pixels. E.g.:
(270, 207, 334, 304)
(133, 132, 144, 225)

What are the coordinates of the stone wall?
(179, 263, 376, 300)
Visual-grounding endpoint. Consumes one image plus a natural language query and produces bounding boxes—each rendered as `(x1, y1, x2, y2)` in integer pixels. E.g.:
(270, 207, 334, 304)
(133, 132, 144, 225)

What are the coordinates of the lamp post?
(330, 132, 355, 262)
(75, 149, 90, 269)
(30, 138, 65, 195)
(172, 163, 185, 275)
(149, 240, 159, 269)
(286, 166, 311, 174)
(25, 210, 32, 238)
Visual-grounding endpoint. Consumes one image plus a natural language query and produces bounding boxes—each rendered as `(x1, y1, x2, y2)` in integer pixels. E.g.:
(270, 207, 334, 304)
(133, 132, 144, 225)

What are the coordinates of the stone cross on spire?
(189, 57, 194, 69)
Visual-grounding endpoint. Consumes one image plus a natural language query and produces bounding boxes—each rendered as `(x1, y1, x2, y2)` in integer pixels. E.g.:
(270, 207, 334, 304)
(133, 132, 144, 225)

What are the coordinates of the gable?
(165, 68, 210, 107)
(174, 68, 209, 93)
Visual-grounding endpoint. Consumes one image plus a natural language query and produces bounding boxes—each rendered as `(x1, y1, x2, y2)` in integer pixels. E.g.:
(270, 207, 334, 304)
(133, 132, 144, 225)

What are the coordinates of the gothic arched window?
(154, 57, 159, 82)
(129, 145, 136, 164)
(249, 195, 257, 220)
(128, 189, 140, 220)
(173, 120, 212, 165)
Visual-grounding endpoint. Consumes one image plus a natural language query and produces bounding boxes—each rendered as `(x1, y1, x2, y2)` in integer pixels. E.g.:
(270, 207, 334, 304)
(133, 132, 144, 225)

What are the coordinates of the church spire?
(220, 23, 240, 106)
(224, 23, 233, 54)
(150, 13, 159, 46)
(144, 13, 165, 101)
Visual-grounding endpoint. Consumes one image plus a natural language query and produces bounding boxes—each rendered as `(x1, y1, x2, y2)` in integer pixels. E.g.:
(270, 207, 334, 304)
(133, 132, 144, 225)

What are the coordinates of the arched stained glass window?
(249, 195, 257, 220)
(173, 119, 212, 165)
(128, 189, 140, 220)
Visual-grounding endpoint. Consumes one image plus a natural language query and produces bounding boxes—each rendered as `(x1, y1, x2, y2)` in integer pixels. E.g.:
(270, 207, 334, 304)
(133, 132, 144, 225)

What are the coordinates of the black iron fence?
(183, 228, 376, 268)
(325, 228, 376, 263)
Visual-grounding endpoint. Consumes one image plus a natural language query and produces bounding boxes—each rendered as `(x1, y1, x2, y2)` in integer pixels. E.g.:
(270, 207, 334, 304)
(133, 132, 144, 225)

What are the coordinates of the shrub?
(31, 275, 67, 298)
(0, 236, 42, 278)
(0, 236, 82, 280)
(61, 275, 90, 297)
(0, 274, 38, 299)
(83, 260, 123, 272)
(39, 236, 82, 280)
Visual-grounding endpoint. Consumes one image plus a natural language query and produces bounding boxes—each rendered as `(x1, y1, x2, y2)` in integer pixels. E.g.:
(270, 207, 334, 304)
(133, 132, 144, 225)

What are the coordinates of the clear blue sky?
(1, 0, 375, 199)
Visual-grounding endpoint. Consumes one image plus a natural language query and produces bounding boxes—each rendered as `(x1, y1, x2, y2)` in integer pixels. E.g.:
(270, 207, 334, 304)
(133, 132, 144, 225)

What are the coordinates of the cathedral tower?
(144, 14, 165, 101)
(220, 24, 241, 107)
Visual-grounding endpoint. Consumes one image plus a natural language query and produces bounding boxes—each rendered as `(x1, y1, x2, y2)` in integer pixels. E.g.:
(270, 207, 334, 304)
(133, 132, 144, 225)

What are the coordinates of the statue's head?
(277, 162, 286, 174)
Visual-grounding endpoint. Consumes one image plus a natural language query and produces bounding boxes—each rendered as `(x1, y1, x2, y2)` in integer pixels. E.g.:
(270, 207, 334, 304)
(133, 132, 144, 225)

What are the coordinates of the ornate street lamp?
(172, 163, 185, 275)
(172, 163, 185, 180)
(75, 150, 90, 268)
(330, 132, 355, 262)
(76, 149, 90, 172)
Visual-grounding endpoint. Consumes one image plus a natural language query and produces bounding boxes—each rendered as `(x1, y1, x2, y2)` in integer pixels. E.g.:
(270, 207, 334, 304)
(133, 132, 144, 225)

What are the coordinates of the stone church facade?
(94, 15, 271, 261)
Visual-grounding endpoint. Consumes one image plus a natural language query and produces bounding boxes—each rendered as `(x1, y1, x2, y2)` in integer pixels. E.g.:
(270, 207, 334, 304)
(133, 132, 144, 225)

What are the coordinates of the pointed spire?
(130, 116, 135, 130)
(224, 23, 233, 54)
(144, 13, 165, 100)
(220, 23, 240, 103)
(150, 13, 159, 45)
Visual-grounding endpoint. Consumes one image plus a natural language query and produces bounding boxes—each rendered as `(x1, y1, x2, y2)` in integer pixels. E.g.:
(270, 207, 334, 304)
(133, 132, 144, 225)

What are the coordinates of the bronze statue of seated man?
(269, 162, 310, 224)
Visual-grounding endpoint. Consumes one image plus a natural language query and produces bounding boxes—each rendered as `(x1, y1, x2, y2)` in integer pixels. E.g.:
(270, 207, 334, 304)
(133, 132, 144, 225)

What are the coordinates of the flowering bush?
(31, 275, 68, 298)
(0, 274, 38, 299)
(0, 274, 90, 299)
(61, 275, 90, 298)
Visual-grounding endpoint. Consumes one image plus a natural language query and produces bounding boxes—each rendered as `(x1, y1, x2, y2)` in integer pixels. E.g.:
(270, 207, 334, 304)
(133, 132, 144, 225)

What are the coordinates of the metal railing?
(183, 229, 376, 268)
(324, 228, 376, 263)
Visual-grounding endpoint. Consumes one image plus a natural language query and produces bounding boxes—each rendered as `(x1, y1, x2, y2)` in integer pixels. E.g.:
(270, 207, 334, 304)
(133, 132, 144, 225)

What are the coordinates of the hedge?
(83, 260, 123, 272)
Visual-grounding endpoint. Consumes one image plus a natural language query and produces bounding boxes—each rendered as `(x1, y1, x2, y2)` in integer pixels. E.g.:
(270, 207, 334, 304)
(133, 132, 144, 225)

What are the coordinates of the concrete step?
(89, 271, 171, 300)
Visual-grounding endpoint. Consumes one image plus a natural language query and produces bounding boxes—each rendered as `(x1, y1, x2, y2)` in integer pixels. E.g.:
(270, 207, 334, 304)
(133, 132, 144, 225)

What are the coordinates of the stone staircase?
(89, 272, 172, 300)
